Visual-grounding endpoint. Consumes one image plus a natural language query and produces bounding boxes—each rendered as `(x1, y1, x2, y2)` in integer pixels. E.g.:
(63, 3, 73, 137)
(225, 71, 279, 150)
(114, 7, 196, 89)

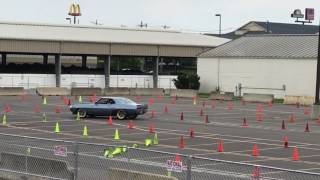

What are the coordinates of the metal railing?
(0, 133, 319, 180)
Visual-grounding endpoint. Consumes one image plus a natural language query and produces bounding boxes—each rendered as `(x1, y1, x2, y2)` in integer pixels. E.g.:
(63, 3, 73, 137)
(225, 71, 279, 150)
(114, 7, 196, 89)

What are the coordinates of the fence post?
(186, 155, 192, 180)
(73, 142, 79, 180)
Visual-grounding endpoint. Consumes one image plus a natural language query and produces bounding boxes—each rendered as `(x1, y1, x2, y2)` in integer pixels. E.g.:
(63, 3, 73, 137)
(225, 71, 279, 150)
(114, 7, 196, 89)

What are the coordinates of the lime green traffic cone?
(43, 96, 47, 105)
(78, 96, 82, 103)
(76, 111, 80, 121)
(153, 133, 158, 145)
(42, 113, 47, 122)
(122, 145, 128, 153)
(145, 137, 152, 147)
(82, 125, 88, 137)
(114, 129, 120, 141)
(2, 114, 7, 125)
(112, 147, 122, 156)
(54, 122, 60, 133)
(132, 144, 139, 148)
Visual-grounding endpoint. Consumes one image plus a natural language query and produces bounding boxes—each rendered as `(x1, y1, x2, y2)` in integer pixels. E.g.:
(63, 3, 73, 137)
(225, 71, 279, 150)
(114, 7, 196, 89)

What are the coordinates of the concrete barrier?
(0, 87, 24, 96)
(104, 88, 130, 96)
(36, 87, 70, 96)
(71, 87, 102, 96)
(284, 95, 314, 105)
(0, 152, 74, 180)
(209, 93, 233, 101)
(242, 93, 274, 103)
(129, 88, 164, 96)
(107, 168, 178, 180)
(169, 89, 198, 98)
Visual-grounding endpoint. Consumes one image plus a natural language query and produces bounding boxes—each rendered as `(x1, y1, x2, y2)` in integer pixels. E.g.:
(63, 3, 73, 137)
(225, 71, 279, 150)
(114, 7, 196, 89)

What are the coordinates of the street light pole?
(314, 22, 320, 104)
(215, 14, 221, 36)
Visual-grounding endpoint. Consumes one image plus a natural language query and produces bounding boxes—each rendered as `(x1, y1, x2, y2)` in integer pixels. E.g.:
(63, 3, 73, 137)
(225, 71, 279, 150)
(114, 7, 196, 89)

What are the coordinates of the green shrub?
(173, 73, 200, 90)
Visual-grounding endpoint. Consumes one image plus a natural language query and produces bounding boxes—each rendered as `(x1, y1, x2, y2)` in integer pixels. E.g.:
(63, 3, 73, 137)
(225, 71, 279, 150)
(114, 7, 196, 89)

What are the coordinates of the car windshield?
(115, 98, 136, 104)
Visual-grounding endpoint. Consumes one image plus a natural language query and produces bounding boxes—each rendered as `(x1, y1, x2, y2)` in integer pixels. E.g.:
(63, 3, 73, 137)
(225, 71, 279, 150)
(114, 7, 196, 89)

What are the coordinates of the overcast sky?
(0, 0, 319, 33)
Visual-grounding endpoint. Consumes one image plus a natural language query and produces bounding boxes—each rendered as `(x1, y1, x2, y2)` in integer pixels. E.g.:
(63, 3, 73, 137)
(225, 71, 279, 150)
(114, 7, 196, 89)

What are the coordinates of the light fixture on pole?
(215, 14, 221, 36)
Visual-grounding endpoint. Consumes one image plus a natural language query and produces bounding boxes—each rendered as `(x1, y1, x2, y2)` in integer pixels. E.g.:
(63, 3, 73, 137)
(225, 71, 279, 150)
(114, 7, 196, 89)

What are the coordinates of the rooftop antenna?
(162, 25, 170, 29)
(138, 21, 148, 28)
(90, 19, 103, 25)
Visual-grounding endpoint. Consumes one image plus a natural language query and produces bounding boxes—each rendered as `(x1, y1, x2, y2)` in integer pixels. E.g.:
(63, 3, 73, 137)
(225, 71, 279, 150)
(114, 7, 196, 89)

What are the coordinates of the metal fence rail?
(0, 133, 318, 180)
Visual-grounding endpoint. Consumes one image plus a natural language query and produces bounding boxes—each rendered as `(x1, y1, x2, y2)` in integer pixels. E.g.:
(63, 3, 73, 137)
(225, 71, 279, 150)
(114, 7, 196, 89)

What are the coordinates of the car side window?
(96, 98, 107, 104)
(106, 99, 115, 104)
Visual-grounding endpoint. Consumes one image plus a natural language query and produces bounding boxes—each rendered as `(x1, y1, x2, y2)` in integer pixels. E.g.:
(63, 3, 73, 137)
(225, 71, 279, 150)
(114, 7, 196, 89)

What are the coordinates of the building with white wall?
(197, 34, 318, 100)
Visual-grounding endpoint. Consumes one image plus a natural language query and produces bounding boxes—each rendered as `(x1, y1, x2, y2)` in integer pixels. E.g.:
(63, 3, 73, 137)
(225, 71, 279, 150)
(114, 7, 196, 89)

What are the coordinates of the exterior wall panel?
(62, 42, 110, 55)
(198, 57, 316, 98)
(111, 44, 158, 56)
(0, 40, 60, 53)
(160, 46, 204, 57)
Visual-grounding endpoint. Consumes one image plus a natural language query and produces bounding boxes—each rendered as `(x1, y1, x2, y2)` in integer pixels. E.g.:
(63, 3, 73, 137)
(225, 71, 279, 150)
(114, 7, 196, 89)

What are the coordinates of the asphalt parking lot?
(0, 95, 320, 179)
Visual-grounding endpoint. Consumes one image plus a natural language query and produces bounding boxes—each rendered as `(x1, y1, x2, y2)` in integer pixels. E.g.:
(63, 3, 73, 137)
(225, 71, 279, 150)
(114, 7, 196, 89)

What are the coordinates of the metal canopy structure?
(0, 21, 229, 88)
(0, 21, 229, 57)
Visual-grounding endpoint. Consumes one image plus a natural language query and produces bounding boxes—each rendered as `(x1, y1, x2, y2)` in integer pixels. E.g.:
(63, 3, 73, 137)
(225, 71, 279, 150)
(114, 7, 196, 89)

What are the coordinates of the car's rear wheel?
(116, 110, 126, 120)
(78, 109, 87, 118)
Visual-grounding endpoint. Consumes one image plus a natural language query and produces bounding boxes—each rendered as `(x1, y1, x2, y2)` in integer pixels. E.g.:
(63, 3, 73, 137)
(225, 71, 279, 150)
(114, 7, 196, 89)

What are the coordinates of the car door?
(92, 98, 111, 116)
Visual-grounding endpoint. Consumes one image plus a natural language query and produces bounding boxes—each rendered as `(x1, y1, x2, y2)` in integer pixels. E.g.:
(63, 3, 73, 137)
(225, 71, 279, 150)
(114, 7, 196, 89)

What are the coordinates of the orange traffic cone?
(157, 95, 162, 101)
(227, 102, 234, 110)
(283, 136, 289, 148)
(164, 104, 168, 113)
(257, 113, 263, 122)
(217, 140, 224, 153)
(55, 105, 61, 114)
(252, 144, 259, 157)
(148, 98, 154, 106)
(179, 136, 185, 149)
(289, 114, 295, 123)
(205, 115, 209, 124)
(317, 116, 320, 125)
(257, 104, 263, 113)
(189, 128, 194, 138)
(128, 120, 134, 129)
(242, 117, 248, 127)
(149, 123, 154, 133)
(175, 154, 181, 162)
(34, 105, 41, 113)
(108, 116, 113, 126)
(151, 110, 155, 118)
(304, 122, 310, 132)
(292, 147, 300, 161)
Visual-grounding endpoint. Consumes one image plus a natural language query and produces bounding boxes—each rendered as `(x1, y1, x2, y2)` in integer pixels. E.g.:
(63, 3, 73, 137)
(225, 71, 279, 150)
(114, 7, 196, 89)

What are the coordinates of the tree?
(173, 73, 200, 90)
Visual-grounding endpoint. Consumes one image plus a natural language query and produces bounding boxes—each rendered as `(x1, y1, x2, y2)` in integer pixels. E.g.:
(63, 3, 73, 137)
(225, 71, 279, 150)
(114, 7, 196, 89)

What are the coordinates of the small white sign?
(54, 145, 67, 157)
(166, 160, 183, 172)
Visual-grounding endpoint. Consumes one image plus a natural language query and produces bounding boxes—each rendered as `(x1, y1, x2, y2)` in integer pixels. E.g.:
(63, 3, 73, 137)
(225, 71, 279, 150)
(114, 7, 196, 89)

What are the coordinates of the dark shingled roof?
(207, 21, 319, 39)
(199, 34, 318, 59)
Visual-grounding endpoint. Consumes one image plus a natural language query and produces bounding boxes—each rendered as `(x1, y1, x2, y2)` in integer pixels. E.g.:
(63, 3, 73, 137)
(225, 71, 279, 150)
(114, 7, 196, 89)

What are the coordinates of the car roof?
(100, 97, 129, 100)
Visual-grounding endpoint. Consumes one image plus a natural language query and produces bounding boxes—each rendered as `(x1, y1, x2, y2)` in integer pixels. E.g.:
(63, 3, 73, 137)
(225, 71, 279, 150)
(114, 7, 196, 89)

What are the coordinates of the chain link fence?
(0, 133, 319, 180)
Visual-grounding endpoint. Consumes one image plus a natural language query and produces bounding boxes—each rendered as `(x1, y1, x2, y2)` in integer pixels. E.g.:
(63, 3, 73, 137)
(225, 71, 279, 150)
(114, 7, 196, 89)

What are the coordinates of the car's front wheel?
(78, 109, 87, 118)
(116, 110, 126, 120)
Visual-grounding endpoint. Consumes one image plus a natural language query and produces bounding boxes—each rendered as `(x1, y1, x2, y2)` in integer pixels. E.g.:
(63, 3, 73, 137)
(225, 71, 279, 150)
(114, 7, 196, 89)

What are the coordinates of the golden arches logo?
(68, 3, 81, 16)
